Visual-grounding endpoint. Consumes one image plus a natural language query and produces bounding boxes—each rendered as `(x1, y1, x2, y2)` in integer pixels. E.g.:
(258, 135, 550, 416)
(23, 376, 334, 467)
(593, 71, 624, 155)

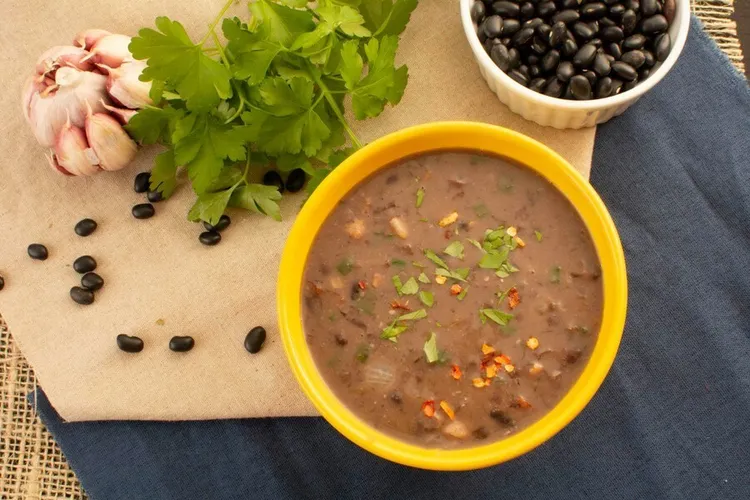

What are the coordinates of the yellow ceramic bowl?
(278, 122, 627, 470)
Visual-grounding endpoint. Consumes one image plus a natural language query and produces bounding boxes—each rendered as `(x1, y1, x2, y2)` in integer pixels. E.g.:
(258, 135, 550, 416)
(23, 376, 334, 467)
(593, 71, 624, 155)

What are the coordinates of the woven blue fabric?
(31, 17, 750, 500)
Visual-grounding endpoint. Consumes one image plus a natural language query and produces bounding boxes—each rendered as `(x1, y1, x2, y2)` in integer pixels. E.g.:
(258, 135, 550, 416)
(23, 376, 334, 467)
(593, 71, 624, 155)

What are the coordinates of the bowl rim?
(459, 0, 691, 110)
(278, 122, 628, 470)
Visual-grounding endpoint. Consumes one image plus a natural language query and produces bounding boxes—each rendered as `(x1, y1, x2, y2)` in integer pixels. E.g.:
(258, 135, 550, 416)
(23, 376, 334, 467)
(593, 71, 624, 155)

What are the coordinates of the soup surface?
(302, 151, 603, 448)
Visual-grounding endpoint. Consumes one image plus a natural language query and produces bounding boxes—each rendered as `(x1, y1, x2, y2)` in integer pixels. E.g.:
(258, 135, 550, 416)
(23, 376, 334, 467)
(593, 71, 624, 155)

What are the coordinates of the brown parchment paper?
(0, 0, 595, 421)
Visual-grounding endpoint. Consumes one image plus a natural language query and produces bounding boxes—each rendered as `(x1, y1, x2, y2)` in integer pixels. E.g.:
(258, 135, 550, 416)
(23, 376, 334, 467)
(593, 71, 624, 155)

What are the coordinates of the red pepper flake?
(390, 300, 411, 311)
(444, 230, 452, 239)
(481, 343, 495, 355)
(494, 354, 511, 366)
(513, 395, 532, 409)
(421, 400, 435, 417)
(508, 287, 520, 309)
(472, 378, 489, 388)
(357, 280, 367, 290)
(450, 364, 462, 380)
(440, 401, 455, 420)
(485, 364, 498, 379)
(450, 284, 462, 296)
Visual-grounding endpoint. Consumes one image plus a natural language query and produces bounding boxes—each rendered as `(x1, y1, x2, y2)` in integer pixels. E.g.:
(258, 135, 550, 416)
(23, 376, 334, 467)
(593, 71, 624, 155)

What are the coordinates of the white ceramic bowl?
(460, 0, 690, 129)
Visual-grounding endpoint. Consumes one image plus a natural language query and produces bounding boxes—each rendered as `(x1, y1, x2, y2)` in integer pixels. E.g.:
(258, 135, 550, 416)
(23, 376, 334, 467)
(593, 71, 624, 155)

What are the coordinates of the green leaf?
(278, 0, 309, 7)
(125, 106, 181, 145)
(444, 241, 465, 260)
(419, 290, 434, 308)
(130, 17, 231, 111)
(350, 36, 408, 119)
(417, 272, 430, 284)
(277, 153, 313, 174)
(188, 187, 236, 225)
(415, 187, 424, 208)
(380, 323, 407, 341)
(361, 0, 418, 36)
(466, 238, 484, 251)
(336, 257, 355, 275)
(457, 286, 468, 301)
(306, 167, 333, 194)
(149, 149, 178, 198)
(424, 249, 449, 269)
(355, 343, 370, 361)
(479, 308, 513, 326)
(435, 268, 468, 283)
(535, 230, 543, 242)
(318, 4, 372, 37)
(290, 23, 332, 51)
(248, 0, 315, 46)
(392, 275, 403, 294)
(338, 40, 363, 90)
(399, 277, 419, 295)
(551, 265, 562, 284)
(473, 203, 489, 218)
(390, 258, 406, 267)
(228, 183, 282, 221)
(397, 308, 427, 321)
(423, 332, 439, 363)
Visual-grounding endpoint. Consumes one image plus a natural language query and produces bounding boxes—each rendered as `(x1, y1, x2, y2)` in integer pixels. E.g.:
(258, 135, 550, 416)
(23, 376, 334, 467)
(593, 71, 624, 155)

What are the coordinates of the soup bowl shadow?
(277, 122, 627, 470)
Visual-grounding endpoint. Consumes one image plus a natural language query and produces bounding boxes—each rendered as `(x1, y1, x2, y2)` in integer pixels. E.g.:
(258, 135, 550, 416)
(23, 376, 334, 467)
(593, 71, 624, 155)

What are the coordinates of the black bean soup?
(472, 0, 675, 99)
(302, 151, 603, 448)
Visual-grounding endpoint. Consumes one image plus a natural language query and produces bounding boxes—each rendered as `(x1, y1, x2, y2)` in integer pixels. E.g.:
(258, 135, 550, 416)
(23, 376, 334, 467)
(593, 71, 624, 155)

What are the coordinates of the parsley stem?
(210, 30, 231, 69)
(199, 0, 235, 46)
(308, 63, 362, 150)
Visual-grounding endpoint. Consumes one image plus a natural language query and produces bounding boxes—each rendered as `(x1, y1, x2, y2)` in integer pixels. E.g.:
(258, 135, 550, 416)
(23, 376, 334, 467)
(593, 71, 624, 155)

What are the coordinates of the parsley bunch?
(125, 0, 417, 224)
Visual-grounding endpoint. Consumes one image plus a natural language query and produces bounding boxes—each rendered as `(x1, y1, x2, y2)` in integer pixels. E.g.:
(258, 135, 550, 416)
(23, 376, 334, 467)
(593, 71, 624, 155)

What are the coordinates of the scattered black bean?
(502, 18, 521, 36)
(74, 218, 97, 237)
(169, 336, 195, 352)
(572, 21, 595, 40)
(147, 190, 163, 203)
(73, 255, 97, 274)
(549, 21, 567, 47)
(544, 77, 565, 97)
(490, 44, 510, 70)
(593, 52, 612, 75)
(611, 60, 637, 80)
(483, 15, 504, 38)
(582, 2, 608, 19)
(70, 286, 95, 305)
(596, 76, 615, 97)
(117, 334, 143, 353)
(244, 326, 267, 354)
(203, 214, 231, 232)
(569, 75, 593, 99)
(562, 0, 579, 8)
(490, 408, 515, 427)
(621, 9, 637, 34)
(620, 49, 646, 69)
(573, 43, 597, 68)
(472, 427, 490, 440)
(623, 33, 647, 50)
(537, 1, 557, 17)
(508, 47, 521, 69)
(529, 64, 542, 77)
(529, 77, 547, 92)
(508, 69, 529, 86)
(134, 172, 150, 193)
(81, 272, 104, 291)
(600, 26, 624, 42)
(512, 27, 535, 47)
(262, 170, 285, 193)
(640, 14, 668, 33)
(556, 61, 575, 82)
(562, 38, 579, 57)
(0, 275, 4, 291)
(132, 203, 155, 219)
(470, 0, 485, 23)
(27, 244, 48, 261)
(334, 333, 348, 346)
(654, 33, 671, 61)
(641, 0, 658, 17)
(520, 2, 535, 19)
(552, 9, 580, 25)
(199, 231, 221, 246)
(607, 42, 623, 59)
(286, 168, 307, 193)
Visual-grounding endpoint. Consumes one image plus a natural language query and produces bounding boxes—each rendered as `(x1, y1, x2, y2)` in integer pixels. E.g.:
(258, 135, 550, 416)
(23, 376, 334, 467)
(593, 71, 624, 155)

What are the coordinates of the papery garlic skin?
(74, 29, 111, 50)
(101, 101, 137, 124)
(102, 61, 152, 109)
(54, 119, 99, 176)
(84, 112, 137, 171)
(35, 45, 94, 76)
(83, 34, 133, 67)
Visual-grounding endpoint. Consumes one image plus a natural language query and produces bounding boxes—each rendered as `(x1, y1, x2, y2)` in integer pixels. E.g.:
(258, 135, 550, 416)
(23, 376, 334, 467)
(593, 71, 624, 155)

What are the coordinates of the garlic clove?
(74, 29, 111, 50)
(101, 61, 152, 109)
(21, 76, 45, 123)
(84, 112, 137, 171)
(35, 45, 94, 76)
(55, 120, 99, 176)
(82, 34, 133, 67)
(101, 101, 137, 124)
(46, 152, 74, 176)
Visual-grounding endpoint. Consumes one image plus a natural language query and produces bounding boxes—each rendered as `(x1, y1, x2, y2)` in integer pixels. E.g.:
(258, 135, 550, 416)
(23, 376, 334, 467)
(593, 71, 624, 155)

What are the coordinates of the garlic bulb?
(22, 30, 149, 176)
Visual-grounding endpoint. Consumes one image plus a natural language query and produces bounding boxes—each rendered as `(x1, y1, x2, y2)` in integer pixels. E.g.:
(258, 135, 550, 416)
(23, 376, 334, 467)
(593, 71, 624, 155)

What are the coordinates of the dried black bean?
(490, 408, 515, 427)
(501, 36, 512, 46)
(70, 286, 95, 305)
(611, 61, 637, 80)
(556, 61, 575, 81)
(529, 77, 547, 92)
(484, 15, 504, 37)
(0, 276, 4, 291)
(562, 0, 579, 8)
(624, 0, 640, 10)
(27, 244, 48, 261)
(203, 214, 231, 232)
(641, 0, 658, 16)
(595, 76, 615, 97)
(562, 38, 579, 57)
(572, 22, 595, 40)
(508, 47, 521, 68)
(587, 21, 600, 35)
(609, 3, 626, 19)
(531, 35, 548, 54)
(623, 78, 639, 91)
(483, 37, 493, 52)
(593, 52, 612, 76)
(543, 77, 565, 97)
(134, 172, 150, 193)
(132, 203, 155, 219)
(642, 49, 655, 67)
(520, 2, 535, 19)
(537, 23, 552, 39)
(523, 17, 543, 30)
(493, 1, 520, 17)
(478, 24, 488, 43)
(471, 0, 486, 23)
(621, 49, 646, 68)
(582, 2, 607, 19)
(286, 168, 307, 193)
(569, 74, 593, 99)
(621, 9, 637, 34)
(199, 231, 221, 246)
(599, 17, 616, 27)
(519, 64, 530, 78)
(117, 334, 143, 353)
(536, 1, 557, 17)
(639, 67, 651, 80)
(491, 43, 511, 70)
(583, 69, 598, 86)
(244, 326, 267, 354)
(654, 33, 671, 61)
(81, 272, 104, 291)
(604, 0, 620, 5)
(611, 78, 625, 94)
(169, 336, 195, 352)
(147, 190, 163, 203)
(601, 26, 624, 42)
(605, 53, 616, 63)
(663, 0, 676, 23)
(549, 21, 568, 46)
(607, 41, 623, 59)
(509, 68, 529, 86)
(541, 49, 561, 73)
(552, 9, 580, 24)
(73, 255, 96, 274)
(261, 170, 285, 193)
(74, 218, 97, 237)
(529, 64, 542, 77)
(623, 33, 647, 50)
(502, 18, 521, 36)
(512, 27, 535, 46)
(528, 53, 540, 65)
(573, 43, 597, 67)
(562, 83, 575, 99)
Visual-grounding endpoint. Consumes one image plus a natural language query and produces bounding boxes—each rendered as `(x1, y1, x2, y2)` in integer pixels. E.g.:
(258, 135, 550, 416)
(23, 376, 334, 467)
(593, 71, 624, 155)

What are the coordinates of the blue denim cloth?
(31, 17, 750, 500)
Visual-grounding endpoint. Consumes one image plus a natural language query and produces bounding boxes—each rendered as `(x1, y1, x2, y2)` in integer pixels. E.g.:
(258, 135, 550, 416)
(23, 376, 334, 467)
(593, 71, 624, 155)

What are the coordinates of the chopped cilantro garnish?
(457, 286, 469, 301)
(418, 272, 431, 284)
(380, 308, 427, 342)
(412, 261, 426, 268)
(535, 230, 543, 242)
(473, 203, 489, 218)
(435, 268, 468, 282)
(390, 258, 406, 267)
(355, 344, 370, 362)
(444, 241, 465, 259)
(336, 257, 354, 275)
(416, 187, 425, 208)
(328, 312, 338, 322)
(392, 275, 403, 294)
(419, 290, 434, 307)
(397, 308, 427, 321)
(399, 277, 419, 295)
(466, 238, 484, 251)
(419, 217, 429, 222)
(423, 332, 439, 363)
(551, 265, 562, 284)
(479, 308, 514, 326)
(424, 249, 449, 269)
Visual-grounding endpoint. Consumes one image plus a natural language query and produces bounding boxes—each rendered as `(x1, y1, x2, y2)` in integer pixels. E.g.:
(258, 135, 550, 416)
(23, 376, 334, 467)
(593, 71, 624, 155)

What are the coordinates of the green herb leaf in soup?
(457, 286, 469, 301)
(390, 258, 407, 267)
(423, 332, 439, 363)
(444, 241, 465, 260)
(418, 272, 431, 284)
(419, 290, 434, 307)
(392, 275, 403, 294)
(551, 265, 562, 284)
(399, 277, 419, 295)
(416, 187, 425, 208)
(337, 257, 355, 275)
(479, 308, 513, 326)
(381, 324, 408, 342)
(424, 249, 449, 269)
(535, 230, 543, 242)
(397, 308, 427, 321)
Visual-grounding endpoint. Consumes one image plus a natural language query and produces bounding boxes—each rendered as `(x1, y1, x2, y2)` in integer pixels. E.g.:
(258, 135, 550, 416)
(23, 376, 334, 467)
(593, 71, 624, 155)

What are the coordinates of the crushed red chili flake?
(421, 400, 436, 417)
(450, 364, 462, 380)
(357, 280, 367, 290)
(508, 287, 520, 309)
(494, 354, 511, 366)
(513, 395, 532, 409)
(472, 378, 490, 388)
(450, 284, 462, 295)
(444, 230, 452, 239)
(481, 343, 495, 355)
(390, 300, 411, 311)
(440, 401, 455, 420)
(485, 364, 498, 379)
